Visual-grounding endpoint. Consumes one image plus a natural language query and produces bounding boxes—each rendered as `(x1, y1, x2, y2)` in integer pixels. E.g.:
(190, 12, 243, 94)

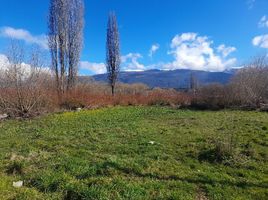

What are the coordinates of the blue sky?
(0, 0, 268, 74)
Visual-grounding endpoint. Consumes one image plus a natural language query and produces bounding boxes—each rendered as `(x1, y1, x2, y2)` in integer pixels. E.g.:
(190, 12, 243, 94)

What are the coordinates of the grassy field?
(0, 106, 267, 200)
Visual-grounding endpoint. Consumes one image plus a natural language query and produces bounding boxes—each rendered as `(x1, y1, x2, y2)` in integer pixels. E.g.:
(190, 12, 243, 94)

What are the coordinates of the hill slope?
(93, 69, 235, 88)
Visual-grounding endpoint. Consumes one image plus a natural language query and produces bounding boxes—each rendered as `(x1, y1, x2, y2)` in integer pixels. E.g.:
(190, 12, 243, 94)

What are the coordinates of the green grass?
(0, 106, 267, 199)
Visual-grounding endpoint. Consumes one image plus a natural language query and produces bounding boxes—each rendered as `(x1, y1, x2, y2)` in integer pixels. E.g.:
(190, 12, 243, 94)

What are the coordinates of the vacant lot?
(0, 107, 267, 199)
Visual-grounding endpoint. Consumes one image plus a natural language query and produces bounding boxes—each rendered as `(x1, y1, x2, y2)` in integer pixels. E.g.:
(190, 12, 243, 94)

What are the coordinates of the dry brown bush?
(230, 56, 268, 108)
(59, 83, 191, 110)
(191, 55, 268, 110)
(191, 84, 230, 110)
(0, 43, 57, 117)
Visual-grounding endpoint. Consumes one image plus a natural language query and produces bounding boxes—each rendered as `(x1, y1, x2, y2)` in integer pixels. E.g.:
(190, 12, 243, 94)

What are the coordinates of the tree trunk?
(112, 85, 115, 96)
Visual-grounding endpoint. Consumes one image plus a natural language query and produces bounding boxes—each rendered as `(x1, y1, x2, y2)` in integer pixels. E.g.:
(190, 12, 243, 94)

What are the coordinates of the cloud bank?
(0, 54, 9, 71)
(163, 33, 237, 72)
(0, 53, 50, 77)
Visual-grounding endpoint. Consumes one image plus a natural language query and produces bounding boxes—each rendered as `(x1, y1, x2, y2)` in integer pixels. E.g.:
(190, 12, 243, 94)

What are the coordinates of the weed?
(6, 160, 25, 175)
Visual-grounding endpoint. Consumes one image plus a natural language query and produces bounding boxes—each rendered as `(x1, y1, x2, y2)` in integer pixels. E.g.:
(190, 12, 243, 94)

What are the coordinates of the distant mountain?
(92, 69, 237, 89)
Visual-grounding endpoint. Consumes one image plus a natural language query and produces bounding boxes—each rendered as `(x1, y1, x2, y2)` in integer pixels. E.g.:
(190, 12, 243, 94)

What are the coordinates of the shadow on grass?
(93, 161, 268, 189)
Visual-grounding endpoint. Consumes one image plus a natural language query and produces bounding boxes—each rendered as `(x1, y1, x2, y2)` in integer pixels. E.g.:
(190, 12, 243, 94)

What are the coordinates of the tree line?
(0, 0, 267, 118)
(48, 0, 120, 98)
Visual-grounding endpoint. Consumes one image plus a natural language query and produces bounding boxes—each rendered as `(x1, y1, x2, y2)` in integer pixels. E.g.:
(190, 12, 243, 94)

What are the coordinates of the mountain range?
(92, 69, 237, 89)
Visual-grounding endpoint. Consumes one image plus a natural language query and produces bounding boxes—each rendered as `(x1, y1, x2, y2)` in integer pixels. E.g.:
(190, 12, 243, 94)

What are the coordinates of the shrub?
(191, 84, 230, 110)
(60, 99, 86, 110)
(199, 134, 238, 164)
(230, 55, 268, 109)
(57, 85, 191, 109)
(0, 43, 56, 117)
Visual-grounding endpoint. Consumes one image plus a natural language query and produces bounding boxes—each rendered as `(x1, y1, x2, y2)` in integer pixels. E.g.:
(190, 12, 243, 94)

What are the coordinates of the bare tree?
(48, 0, 84, 97)
(231, 55, 268, 108)
(48, 0, 60, 95)
(190, 72, 198, 94)
(0, 42, 51, 117)
(67, 0, 84, 90)
(106, 12, 120, 95)
(48, 0, 66, 97)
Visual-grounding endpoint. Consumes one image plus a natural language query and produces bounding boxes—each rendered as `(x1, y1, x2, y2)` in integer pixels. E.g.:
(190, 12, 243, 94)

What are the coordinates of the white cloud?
(252, 34, 268, 48)
(171, 33, 198, 48)
(148, 44, 160, 57)
(81, 53, 147, 74)
(163, 33, 237, 72)
(80, 54, 146, 74)
(217, 44, 236, 58)
(0, 54, 9, 71)
(121, 53, 145, 71)
(258, 15, 268, 28)
(80, 61, 106, 74)
(0, 27, 48, 49)
(0, 53, 51, 78)
(0, 54, 31, 78)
